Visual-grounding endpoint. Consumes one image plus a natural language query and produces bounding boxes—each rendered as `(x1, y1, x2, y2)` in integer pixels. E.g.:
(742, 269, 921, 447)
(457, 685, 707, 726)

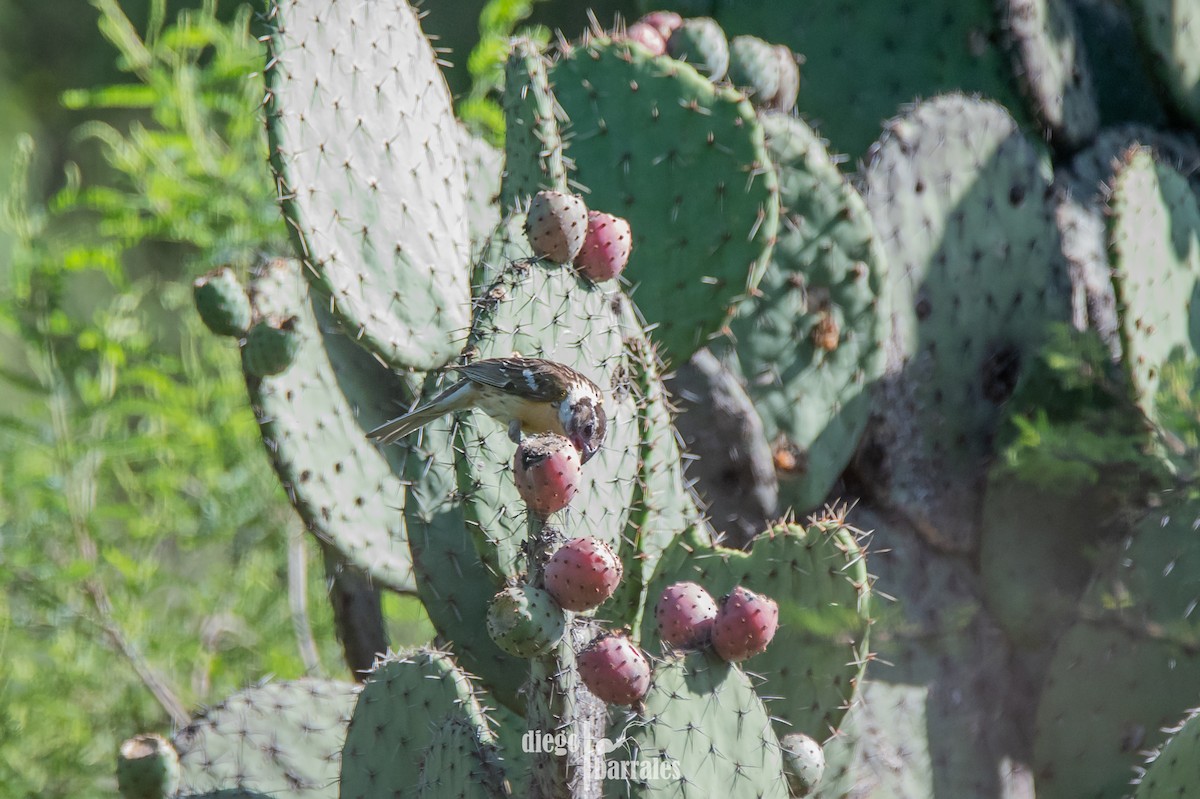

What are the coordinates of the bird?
(366, 357, 608, 463)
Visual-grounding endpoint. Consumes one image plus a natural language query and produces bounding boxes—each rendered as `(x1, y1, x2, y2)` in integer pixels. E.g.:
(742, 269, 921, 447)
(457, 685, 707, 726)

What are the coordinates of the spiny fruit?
(727, 36, 781, 107)
(513, 433, 582, 516)
(544, 537, 623, 611)
(486, 583, 567, 658)
(780, 732, 826, 797)
(574, 210, 633, 282)
(655, 582, 718, 648)
(639, 10, 683, 40)
(712, 585, 779, 662)
(525, 190, 588, 264)
(578, 633, 651, 706)
(242, 317, 300, 377)
(193, 266, 251, 337)
(772, 45, 800, 114)
(622, 21, 666, 56)
(667, 17, 730, 80)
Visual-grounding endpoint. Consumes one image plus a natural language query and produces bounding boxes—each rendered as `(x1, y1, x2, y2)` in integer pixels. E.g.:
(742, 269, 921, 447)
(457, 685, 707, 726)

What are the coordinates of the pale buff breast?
(476, 387, 567, 436)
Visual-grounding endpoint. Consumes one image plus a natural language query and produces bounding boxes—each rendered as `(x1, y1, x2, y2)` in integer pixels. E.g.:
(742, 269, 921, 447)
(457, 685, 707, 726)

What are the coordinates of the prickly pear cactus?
(1126, 0, 1200, 126)
(860, 93, 1071, 552)
(724, 112, 887, 515)
(551, 38, 779, 362)
(415, 716, 511, 799)
(172, 679, 359, 799)
(243, 258, 419, 591)
(1134, 707, 1200, 798)
(639, 518, 870, 740)
(1108, 146, 1200, 424)
(264, 0, 470, 371)
(501, 38, 567, 206)
(610, 650, 789, 798)
(340, 649, 495, 799)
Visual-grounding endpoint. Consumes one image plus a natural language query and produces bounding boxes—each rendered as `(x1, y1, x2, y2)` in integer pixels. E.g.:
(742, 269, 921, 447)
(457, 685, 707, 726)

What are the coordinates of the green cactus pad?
(1033, 499, 1200, 799)
(173, 678, 358, 799)
(639, 519, 870, 740)
(486, 583, 567, 658)
(340, 649, 494, 799)
(1000, 0, 1099, 149)
(460, 125, 503, 258)
(669, 0, 1023, 160)
(860, 94, 1071, 551)
(551, 38, 779, 362)
(454, 249, 641, 581)
(264, 0, 470, 371)
(501, 38, 567, 205)
(118, 734, 181, 799)
(243, 258, 419, 591)
(404, 413, 529, 712)
(1070, 0, 1169, 126)
(1135, 708, 1200, 799)
(1108, 147, 1200, 423)
(242, 318, 300, 377)
(1126, 0, 1200, 126)
(415, 716, 511, 799)
(193, 267, 252, 338)
(725, 112, 886, 516)
(611, 301, 704, 631)
(610, 649, 788, 798)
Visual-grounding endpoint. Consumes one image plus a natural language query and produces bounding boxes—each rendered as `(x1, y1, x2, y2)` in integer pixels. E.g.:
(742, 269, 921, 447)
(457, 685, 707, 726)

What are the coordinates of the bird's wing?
(451, 357, 571, 402)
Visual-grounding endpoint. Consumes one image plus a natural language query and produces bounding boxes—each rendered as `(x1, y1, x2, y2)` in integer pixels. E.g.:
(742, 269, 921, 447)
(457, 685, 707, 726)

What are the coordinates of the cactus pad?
(726, 112, 886, 515)
(243, 258, 418, 591)
(340, 649, 494, 799)
(173, 678, 358, 799)
(860, 94, 1071, 550)
(1000, 0, 1099, 148)
(639, 519, 870, 740)
(415, 716, 511, 799)
(1126, 0, 1200, 126)
(1108, 146, 1200, 423)
(611, 649, 788, 798)
(265, 0, 470, 370)
(501, 39, 567, 205)
(551, 38, 779, 361)
(1135, 708, 1200, 799)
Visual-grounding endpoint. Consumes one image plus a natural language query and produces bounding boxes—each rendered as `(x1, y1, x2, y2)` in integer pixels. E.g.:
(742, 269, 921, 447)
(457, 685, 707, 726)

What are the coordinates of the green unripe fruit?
(727, 36, 781, 106)
(780, 732, 825, 796)
(667, 18, 730, 80)
(117, 734, 180, 799)
(486, 584, 566, 658)
(193, 267, 251, 337)
(242, 317, 300, 377)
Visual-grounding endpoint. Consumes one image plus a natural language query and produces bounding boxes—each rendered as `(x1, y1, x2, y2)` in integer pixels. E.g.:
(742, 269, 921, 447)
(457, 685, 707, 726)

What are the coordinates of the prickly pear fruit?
(578, 632, 651, 706)
(117, 734, 181, 799)
(640, 10, 683, 40)
(486, 583, 567, 658)
(524, 190, 588, 264)
(574, 210, 633, 282)
(193, 267, 251, 337)
(513, 433, 582, 516)
(544, 536, 623, 611)
(712, 585, 779, 662)
(772, 45, 800, 114)
(655, 581, 718, 648)
(780, 732, 825, 797)
(242, 317, 300, 377)
(622, 21, 667, 56)
(667, 18, 730, 80)
(727, 36, 781, 106)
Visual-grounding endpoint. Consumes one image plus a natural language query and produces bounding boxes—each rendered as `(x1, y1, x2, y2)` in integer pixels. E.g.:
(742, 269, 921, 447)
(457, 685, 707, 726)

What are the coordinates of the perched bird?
(367, 357, 608, 463)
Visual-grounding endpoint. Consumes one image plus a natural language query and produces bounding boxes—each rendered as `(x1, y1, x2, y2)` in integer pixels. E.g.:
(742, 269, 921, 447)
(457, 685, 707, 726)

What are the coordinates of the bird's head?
(566, 395, 607, 464)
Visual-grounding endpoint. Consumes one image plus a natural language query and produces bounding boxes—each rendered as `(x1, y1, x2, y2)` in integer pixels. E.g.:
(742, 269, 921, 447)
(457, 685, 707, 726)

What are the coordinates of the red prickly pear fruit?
(655, 582, 718, 648)
(574, 211, 633, 282)
(544, 537, 623, 611)
(578, 633, 650, 706)
(621, 22, 667, 56)
(524, 190, 588, 264)
(639, 11, 683, 40)
(513, 434, 581, 516)
(711, 585, 779, 662)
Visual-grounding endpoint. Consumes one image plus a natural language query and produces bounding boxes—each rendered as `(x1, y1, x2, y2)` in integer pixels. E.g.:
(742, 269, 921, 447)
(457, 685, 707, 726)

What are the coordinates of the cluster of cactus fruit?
(126, 0, 1200, 797)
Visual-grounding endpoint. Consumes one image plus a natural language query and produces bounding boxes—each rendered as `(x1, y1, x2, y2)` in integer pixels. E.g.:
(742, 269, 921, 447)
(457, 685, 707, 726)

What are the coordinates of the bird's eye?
(583, 423, 595, 439)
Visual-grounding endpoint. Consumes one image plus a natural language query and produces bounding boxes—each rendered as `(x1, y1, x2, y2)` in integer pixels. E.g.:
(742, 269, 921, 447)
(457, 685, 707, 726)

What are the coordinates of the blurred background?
(0, 1, 636, 795)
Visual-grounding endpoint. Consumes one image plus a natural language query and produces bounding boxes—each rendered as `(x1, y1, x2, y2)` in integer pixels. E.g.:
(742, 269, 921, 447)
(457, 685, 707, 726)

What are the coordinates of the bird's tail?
(366, 381, 474, 445)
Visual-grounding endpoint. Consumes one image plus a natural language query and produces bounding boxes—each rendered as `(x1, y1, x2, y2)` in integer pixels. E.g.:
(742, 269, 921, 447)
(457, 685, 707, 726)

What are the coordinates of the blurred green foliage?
(0, 2, 432, 796)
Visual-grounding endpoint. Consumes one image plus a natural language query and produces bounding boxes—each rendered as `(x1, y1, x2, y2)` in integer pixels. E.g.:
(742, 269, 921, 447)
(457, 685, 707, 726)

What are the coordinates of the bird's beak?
(571, 435, 595, 464)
